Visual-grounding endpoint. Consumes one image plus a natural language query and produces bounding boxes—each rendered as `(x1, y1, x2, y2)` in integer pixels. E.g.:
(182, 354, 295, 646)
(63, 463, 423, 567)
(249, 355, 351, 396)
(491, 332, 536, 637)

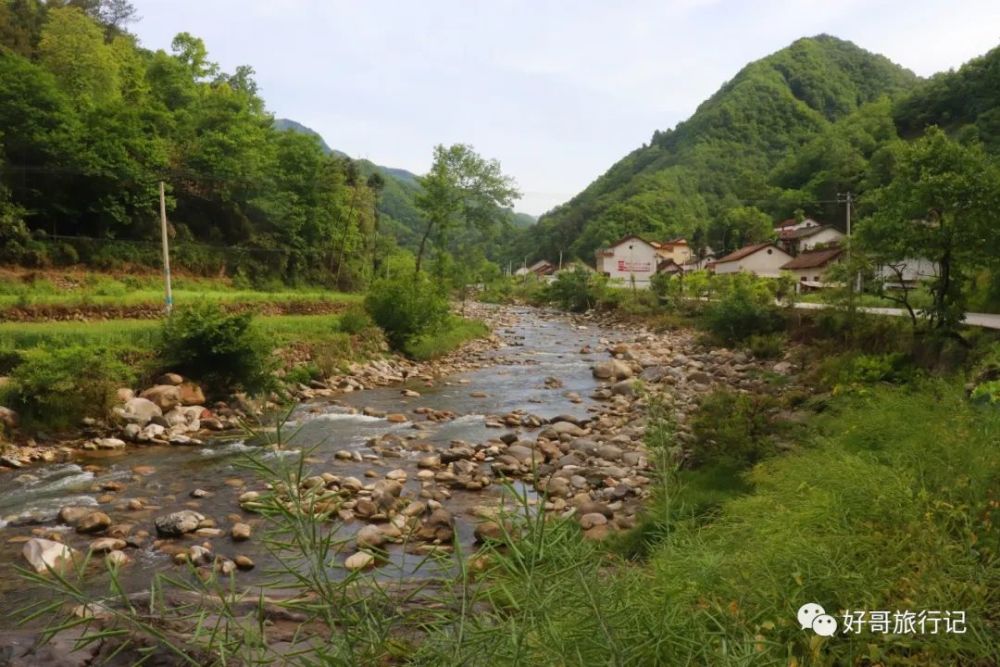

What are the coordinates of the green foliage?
(746, 332, 785, 359)
(859, 127, 1000, 332)
(3, 344, 133, 430)
(703, 274, 786, 343)
(814, 351, 916, 394)
(403, 316, 489, 361)
(336, 305, 373, 335)
(530, 35, 918, 262)
(364, 273, 449, 351)
(158, 304, 275, 396)
(0, 9, 382, 285)
(413, 143, 519, 272)
(545, 266, 601, 312)
(969, 380, 1000, 405)
(690, 389, 781, 464)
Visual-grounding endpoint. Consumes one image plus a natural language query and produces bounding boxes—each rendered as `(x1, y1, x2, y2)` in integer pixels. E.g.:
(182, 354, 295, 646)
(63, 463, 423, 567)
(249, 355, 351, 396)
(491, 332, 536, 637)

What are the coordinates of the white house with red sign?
(595, 235, 659, 287)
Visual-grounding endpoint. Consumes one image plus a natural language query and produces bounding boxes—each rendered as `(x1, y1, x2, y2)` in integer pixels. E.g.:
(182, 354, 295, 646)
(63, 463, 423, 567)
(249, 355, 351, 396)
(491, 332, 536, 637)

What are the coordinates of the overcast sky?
(129, 0, 999, 215)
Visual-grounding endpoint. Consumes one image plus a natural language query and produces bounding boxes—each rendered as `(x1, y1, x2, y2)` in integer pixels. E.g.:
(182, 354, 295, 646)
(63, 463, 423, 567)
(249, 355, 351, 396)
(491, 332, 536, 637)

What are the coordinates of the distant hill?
(274, 118, 535, 253)
(529, 35, 921, 260)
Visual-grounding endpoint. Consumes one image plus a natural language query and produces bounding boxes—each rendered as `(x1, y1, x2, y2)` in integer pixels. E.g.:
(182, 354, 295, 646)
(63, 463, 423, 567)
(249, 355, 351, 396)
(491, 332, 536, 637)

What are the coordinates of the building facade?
(713, 243, 794, 278)
(595, 235, 660, 287)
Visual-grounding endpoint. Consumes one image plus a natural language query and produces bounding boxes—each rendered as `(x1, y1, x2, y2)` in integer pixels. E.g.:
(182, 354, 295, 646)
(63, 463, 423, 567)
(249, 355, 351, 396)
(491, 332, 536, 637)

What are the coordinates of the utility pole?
(558, 249, 563, 271)
(159, 181, 173, 316)
(838, 191, 861, 294)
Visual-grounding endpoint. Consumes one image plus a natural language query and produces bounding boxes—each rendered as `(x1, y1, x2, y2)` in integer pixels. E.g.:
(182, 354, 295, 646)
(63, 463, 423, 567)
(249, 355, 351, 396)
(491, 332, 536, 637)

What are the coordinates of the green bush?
(3, 345, 134, 431)
(337, 305, 374, 335)
(703, 275, 786, 343)
(746, 333, 784, 359)
(690, 389, 780, 464)
(403, 317, 489, 361)
(159, 304, 276, 396)
(816, 352, 916, 393)
(364, 274, 449, 351)
(546, 267, 601, 312)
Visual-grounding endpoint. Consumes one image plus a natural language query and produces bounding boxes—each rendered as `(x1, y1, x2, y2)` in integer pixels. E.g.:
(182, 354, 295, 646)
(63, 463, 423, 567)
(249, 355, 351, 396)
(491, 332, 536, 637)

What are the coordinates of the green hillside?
(531, 35, 920, 260)
(274, 118, 535, 253)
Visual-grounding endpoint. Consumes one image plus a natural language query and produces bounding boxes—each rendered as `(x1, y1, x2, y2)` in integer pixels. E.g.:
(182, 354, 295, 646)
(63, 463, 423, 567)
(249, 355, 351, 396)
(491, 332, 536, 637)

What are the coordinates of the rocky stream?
(0, 304, 788, 662)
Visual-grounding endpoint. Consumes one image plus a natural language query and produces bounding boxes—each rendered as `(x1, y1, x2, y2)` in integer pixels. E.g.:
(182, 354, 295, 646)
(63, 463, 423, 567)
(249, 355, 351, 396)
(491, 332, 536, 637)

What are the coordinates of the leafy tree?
(413, 144, 519, 273)
(0, 0, 48, 57)
(710, 206, 774, 253)
(37, 6, 120, 108)
(859, 127, 1000, 332)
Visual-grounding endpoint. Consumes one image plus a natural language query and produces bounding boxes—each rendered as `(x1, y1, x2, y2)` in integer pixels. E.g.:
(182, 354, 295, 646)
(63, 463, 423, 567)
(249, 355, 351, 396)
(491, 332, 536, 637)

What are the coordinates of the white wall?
(799, 228, 845, 251)
(715, 246, 793, 278)
(876, 258, 939, 284)
(598, 239, 658, 286)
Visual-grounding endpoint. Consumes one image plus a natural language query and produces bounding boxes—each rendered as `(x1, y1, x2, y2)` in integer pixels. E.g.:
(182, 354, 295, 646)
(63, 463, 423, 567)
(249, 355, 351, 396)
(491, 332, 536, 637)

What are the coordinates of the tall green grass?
(403, 317, 490, 361)
(0, 314, 352, 350)
(0, 273, 360, 309)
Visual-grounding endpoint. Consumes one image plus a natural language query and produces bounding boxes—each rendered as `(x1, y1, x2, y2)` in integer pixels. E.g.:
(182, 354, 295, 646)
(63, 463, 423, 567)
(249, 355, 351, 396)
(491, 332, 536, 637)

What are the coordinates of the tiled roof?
(715, 242, 778, 263)
(779, 224, 842, 240)
(780, 247, 844, 270)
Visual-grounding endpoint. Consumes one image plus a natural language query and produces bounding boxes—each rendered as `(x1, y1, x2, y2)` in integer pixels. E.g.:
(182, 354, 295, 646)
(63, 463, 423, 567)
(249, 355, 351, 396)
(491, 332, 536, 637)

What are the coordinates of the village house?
(682, 246, 717, 272)
(656, 258, 684, 275)
(774, 217, 822, 233)
(713, 242, 793, 278)
(652, 238, 692, 265)
(780, 246, 845, 290)
(514, 259, 555, 277)
(777, 224, 845, 255)
(594, 235, 660, 287)
(875, 257, 939, 288)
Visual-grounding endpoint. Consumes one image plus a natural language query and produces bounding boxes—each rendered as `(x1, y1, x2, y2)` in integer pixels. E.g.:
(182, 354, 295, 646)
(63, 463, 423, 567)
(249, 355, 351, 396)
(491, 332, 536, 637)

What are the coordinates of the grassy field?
(0, 270, 361, 310)
(0, 313, 351, 350)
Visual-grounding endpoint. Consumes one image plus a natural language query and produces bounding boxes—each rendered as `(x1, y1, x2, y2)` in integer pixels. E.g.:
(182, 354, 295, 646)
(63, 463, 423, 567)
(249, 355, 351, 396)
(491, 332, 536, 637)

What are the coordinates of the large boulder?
(0, 406, 20, 430)
(22, 538, 77, 573)
(122, 397, 164, 426)
(544, 420, 586, 438)
(592, 360, 632, 381)
(154, 510, 205, 537)
(76, 511, 112, 533)
(139, 385, 182, 412)
(178, 382, 206, 406)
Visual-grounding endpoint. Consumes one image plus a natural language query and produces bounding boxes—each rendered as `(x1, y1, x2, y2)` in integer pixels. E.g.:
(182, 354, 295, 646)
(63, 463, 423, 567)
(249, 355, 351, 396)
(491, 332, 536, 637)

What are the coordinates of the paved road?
(793, 301, 1000, 330)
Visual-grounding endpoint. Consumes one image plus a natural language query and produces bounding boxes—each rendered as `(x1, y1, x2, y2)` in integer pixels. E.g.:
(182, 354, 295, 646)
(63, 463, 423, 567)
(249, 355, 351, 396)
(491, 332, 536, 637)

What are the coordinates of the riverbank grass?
(403, 316, 490, 361)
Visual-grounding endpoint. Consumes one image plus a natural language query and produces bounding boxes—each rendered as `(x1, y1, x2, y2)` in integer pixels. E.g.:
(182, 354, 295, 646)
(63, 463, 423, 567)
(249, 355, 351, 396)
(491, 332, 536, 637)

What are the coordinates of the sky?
(128, 0, 1000, 216)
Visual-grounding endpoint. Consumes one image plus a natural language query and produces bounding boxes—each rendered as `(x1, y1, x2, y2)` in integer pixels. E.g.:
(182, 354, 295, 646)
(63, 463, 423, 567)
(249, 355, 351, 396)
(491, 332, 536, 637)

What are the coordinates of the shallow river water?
(0, 307, 619, 622)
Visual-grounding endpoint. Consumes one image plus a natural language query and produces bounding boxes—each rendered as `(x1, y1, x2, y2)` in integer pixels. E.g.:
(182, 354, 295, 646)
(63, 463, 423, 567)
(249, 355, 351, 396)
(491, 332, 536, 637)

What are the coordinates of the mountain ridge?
(527, 34, 921, 260)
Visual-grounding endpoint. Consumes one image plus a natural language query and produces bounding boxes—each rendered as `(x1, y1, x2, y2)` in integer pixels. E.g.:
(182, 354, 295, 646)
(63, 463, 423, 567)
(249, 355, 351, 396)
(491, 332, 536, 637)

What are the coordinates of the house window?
(800, 276, 806, 282)
(766, 249, 772, 255)
(814, 276, 820, 281)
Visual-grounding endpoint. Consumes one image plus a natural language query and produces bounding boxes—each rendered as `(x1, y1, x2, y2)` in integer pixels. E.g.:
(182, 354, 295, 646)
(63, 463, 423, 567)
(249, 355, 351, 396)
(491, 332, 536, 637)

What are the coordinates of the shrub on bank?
(3, 345, 134, 431)
(690, 388, 781, 464)
(159, 304, 276, 396)
(337, 305, 374, 335)
(403, 316, 489, 361)
(545, 266, 601, 313)
(364, 274, 449, 351)
(703, 274, 786, 343)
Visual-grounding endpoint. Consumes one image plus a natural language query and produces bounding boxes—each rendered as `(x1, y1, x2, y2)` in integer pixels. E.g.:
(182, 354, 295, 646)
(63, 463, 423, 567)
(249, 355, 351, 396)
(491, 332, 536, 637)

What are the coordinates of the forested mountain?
(530, 35, 923, 260)
(0, 1, 383, 286)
